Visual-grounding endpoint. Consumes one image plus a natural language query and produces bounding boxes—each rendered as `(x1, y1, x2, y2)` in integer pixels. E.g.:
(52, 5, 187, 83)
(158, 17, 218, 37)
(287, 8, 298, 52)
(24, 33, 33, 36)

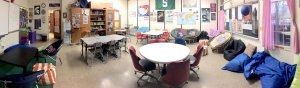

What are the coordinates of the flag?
(155, 0, 175, 10)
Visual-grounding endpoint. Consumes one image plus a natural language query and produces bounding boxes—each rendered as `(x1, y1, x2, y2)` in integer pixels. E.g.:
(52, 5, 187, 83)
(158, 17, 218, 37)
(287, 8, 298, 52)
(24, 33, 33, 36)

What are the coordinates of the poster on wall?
(210, 3, 217, 12)
(29, 8, 33, 19)
(34, 5, 40, 15)
(177, 12, 196, 25)
(155, 0, 175, 10)
(242, 4, 259, 38)
(138, 5, 149, 17)
(19, 8, 28, 28)
(129, 11, 136, 17)
(211, 13, 216, 21)
(71, 14, 80, 28)
(34, 19, 41, 29)
(165, 11, 173, 23)
(157, 11, 165, 22)
(183, 0, 197, 8)
(201, 8, 210, 22)
(150, 11, 157, 21)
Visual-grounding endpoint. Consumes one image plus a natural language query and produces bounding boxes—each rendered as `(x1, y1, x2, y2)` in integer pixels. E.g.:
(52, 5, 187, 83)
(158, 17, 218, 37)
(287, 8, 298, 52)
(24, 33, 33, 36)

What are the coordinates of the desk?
(0, 47, 38, 73)
(80, 34, 125, 65)
(139, 43, 190, 64)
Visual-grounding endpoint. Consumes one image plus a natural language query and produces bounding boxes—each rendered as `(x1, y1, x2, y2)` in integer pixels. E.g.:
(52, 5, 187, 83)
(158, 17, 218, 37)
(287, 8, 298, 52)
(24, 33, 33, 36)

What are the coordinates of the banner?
(156, 0, 175, 10)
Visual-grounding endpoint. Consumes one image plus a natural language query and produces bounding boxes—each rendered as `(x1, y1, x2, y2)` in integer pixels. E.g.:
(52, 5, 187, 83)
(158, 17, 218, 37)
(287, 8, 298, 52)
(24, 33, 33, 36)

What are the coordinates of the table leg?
(81, 40, 84, 57)
(85, 44, 88, 65)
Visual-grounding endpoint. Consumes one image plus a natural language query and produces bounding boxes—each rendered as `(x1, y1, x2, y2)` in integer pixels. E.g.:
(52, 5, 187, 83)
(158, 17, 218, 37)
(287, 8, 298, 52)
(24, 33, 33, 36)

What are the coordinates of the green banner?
(155, 0, 175, 10)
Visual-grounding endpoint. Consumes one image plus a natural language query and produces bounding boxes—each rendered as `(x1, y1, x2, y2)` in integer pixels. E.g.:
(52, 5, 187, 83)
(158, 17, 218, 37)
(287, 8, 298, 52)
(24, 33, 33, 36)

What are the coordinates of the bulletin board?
(0, 0, 9, 36)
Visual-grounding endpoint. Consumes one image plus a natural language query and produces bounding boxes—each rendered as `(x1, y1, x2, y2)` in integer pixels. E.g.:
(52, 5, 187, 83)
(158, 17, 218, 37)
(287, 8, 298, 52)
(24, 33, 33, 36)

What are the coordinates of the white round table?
(139, 43, 190, 64)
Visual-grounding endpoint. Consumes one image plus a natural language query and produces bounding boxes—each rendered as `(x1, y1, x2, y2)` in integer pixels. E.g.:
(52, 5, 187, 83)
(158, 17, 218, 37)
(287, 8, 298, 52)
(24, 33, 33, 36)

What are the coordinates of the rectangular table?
(0, 47, 38, 73)
(80, 34, 125, 65)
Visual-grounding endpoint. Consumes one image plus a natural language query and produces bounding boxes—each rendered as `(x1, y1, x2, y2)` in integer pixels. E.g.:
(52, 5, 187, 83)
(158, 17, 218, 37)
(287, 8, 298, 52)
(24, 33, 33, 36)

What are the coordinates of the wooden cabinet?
(70, 8, 91, 43)
(90, 9, 120, 35)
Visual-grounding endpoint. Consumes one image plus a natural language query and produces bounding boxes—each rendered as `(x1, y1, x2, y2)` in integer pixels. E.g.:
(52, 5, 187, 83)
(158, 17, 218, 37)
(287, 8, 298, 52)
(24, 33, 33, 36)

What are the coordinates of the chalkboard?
(9, 3, 20, 32)
(0, 0, 9, 36)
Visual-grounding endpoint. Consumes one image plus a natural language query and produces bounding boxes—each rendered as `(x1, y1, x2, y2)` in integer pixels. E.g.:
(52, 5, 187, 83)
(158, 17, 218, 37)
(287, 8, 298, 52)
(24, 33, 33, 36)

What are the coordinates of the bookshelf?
(90, 9, 106, 35)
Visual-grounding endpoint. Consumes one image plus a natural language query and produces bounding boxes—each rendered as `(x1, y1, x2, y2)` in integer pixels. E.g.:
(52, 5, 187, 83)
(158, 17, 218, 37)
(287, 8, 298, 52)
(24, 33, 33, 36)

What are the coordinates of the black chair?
(0, 70, 44, 88)
(223, 39, 246, 61)
(40, 40, 63, 65)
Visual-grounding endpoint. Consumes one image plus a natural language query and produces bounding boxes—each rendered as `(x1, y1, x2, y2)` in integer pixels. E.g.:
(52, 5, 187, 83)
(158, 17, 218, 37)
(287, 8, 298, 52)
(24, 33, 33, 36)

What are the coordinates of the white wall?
(220, 0, 300, 64)
(28, 0, 50, 39)
(128, 0, 217, 32)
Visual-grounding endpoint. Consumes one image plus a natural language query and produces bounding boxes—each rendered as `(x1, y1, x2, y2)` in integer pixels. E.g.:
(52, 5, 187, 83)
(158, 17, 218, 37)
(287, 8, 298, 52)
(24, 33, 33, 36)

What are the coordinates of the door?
(53, 10, 61, 39)
(49, 13, 54, 33)
(105, 10, 114, 35)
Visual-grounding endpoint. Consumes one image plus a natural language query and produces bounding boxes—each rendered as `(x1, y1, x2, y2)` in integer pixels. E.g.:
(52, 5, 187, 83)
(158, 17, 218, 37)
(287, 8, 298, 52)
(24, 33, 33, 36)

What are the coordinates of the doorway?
(49, 10, 61, 39)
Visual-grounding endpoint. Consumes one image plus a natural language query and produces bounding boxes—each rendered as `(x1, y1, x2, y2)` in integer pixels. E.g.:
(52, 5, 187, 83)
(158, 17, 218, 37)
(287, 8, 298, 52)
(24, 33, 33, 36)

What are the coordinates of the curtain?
(262, 0, 274, 50)
(287, 0, 299, 54)
(218, 10, 225, 32)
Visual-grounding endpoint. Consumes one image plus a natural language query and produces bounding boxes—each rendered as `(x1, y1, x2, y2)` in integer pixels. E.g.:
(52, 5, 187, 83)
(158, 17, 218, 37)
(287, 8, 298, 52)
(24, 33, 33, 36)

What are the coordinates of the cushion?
(189, 31, 196, 36)
(46, 45, 56, 54)
(243, 44, 257, 57)
(222, 53, 252, 73)
(32, 63, 56, 85)
(180, 29, 187, 36)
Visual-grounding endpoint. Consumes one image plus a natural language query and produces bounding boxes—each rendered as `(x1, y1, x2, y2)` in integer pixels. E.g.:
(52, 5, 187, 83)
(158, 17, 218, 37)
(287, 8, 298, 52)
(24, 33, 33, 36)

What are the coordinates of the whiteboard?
(9, 3, 20, 32)
(0, 0, 9, 36)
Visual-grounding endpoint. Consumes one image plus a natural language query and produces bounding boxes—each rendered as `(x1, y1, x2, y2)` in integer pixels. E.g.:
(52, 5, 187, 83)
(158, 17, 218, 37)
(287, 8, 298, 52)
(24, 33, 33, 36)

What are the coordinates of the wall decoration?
(150, 11, 157, 21)
(41, 9, 46, 15)
(211, 13, 216, 21)
(41, 16, 45, 23)
(241, 4, 259, 38)
(19, 8, 28, 28)
(34, 5, 40, 15)
(165, 11, 173, 23)
(157, 11, 165, 22)
(210, 3, 217, 12)
(138, 5, 149, 17)
(34, 19, 41, 29)
(71, 14, 80, 28)
(29, 8, 33, 19)
(177, 12, 196, 25)
(49, 3, 61, 7)
(41, 3, 46, 8)
(183, 0, 197, 8)
(201, 8, 210, 22)
(63, 12, 67, 18)
(155, 0, 175, 10)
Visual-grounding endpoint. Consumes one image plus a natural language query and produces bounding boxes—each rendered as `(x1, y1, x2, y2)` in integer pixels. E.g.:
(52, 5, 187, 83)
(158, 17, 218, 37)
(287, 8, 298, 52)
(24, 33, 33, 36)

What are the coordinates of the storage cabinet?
(70, 8, 91, 43)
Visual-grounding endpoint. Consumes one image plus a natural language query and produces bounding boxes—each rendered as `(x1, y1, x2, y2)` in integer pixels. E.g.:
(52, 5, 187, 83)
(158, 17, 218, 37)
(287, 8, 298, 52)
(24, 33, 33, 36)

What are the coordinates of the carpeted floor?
(52, 36, 261, 88)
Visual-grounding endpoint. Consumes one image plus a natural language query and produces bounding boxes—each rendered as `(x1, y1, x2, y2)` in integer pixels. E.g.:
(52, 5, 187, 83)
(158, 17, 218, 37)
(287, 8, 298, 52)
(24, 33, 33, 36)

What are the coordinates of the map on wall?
(177, 12, 196, 25)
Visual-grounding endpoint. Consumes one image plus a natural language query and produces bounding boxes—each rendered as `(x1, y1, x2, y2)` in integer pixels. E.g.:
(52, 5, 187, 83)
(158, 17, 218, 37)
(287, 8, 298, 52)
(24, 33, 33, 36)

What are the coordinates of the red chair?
(162, 59, 190, 87)
(190, 41, 204, 79)
(136, 32, 147, 44)
(129, 46, 157, 86)
(158, 32, 170, 42)
(148, 39, 160, 44)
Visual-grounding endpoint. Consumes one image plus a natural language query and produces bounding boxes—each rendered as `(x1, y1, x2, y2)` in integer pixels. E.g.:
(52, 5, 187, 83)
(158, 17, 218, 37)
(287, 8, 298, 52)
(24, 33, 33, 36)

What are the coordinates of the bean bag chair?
(210, 32, 232, 53)
(223, 39, 246, 61)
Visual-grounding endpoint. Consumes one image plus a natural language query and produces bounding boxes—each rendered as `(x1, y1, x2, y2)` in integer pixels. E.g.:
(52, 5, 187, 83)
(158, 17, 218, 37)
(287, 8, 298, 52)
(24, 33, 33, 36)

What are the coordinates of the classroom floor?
(51, 36, 261, 88)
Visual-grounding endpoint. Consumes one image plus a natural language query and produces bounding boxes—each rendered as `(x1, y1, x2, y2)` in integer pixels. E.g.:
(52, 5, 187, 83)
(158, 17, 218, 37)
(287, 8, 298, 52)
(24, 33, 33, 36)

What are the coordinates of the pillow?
(222, 53, 252, 73)
(180, 29, 187, 36)
(189, 31, 196, 36)
(244, 44, 257, 57)
(46, 45, 56, 54)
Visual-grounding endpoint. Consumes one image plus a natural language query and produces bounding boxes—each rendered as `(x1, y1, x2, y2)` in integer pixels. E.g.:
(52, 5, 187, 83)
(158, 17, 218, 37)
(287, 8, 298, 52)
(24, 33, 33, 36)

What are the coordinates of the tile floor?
(49, 36, 261, 88)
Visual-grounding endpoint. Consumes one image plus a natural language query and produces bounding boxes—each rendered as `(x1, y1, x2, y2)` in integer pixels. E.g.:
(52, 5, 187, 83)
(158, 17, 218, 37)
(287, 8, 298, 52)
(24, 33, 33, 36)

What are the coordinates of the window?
(271, 0, 291, 47)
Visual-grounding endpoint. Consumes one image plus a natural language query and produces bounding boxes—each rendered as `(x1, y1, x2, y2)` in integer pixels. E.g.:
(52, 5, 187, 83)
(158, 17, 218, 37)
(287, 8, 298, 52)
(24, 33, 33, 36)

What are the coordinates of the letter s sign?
(163, 0, 168, 7)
